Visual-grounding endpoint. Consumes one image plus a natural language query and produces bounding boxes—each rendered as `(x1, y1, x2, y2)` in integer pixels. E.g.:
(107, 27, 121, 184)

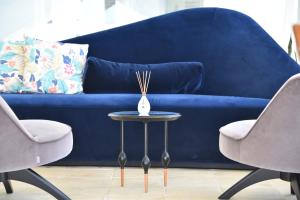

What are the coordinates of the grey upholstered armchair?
(219, 73, 300, 199)
(0, 96, 73, 199)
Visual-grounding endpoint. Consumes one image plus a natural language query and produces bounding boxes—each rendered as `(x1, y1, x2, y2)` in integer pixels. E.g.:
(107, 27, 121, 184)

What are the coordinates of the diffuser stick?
(143, 71, 147, 94)
(136, 72, 140, 93)
(136, 70, 151, 95)
(145, 71, 151, 94)
(139, 72, 144, 93)
(136, 72, 143, 93)
(145, 71, 148, 94)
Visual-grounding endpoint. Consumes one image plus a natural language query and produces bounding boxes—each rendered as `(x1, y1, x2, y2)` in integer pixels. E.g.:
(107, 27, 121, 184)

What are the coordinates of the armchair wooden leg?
(291, 184, 295, 194)
(291, 175, 300, 199)
(8, 169, 70, 200)
(3, 180, 13, 194)
(219, 169, 280, 199)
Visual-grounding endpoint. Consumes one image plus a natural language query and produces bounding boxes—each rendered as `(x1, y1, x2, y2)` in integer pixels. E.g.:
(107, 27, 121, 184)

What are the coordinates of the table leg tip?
(164, 168, 168, 187)
(144, 173, 148, 193)
(121, 168, 125, 187)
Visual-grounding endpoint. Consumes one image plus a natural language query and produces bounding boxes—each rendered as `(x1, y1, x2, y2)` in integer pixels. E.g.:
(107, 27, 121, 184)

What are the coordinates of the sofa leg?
(7, 169, 70, 200)
(218, 169, 280, 199)
(291, 175, 300, 200)
(3, 180, 13, 194)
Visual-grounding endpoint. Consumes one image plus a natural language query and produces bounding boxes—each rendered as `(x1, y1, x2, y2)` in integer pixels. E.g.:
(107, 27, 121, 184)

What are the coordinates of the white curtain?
(1, 0, 299, 45)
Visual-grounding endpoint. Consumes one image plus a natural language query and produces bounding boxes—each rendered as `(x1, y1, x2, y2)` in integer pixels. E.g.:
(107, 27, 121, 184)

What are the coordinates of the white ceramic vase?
(138, 94, 151, 116)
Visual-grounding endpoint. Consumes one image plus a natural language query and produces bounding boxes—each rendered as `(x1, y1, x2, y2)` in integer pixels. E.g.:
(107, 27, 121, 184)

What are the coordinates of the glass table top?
(108, 111, 181, 122)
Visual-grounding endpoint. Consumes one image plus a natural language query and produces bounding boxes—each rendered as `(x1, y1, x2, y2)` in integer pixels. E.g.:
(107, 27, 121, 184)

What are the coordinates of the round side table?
(108, 111, 181, 193)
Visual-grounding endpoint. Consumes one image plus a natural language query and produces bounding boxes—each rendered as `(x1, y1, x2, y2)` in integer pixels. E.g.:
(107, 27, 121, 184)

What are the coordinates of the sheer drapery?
(1, 0, 299, 52)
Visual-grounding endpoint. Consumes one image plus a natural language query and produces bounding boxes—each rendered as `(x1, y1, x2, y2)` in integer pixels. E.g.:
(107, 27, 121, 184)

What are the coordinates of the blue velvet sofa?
(3, 8, 300, 168)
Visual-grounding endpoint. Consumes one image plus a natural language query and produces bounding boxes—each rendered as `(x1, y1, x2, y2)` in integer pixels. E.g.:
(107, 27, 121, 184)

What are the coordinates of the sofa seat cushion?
(220, 120, 256, 140)
(219, 120, 256, 165)
(1, 93, 268, 166)
(21, 119, 72, 143)
(1, 93, 268, 110)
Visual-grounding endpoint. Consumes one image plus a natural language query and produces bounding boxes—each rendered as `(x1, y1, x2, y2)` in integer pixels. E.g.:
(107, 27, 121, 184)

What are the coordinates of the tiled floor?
(0, 167, 295, 200)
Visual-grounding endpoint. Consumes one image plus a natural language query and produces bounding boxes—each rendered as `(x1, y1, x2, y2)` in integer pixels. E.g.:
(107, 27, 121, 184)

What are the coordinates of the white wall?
(0, 0, 299, 50)
(298, 0, 300, 22)
(119, 0, 166, 17)
(0, 0, 46, 40)
(0, 0, 105, 41)
(203, 0, 299, 50)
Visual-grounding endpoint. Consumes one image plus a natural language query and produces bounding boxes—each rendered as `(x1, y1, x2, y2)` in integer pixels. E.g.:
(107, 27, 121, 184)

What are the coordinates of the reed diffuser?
(136, 71, 151, 116)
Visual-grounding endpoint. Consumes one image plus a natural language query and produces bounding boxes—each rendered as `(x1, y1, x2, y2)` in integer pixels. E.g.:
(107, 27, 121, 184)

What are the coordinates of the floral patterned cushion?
(0, 40, 25, 93)
(21, 37, 89, 94)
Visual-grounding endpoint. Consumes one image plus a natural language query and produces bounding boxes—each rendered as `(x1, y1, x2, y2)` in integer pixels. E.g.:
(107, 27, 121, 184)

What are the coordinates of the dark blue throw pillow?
(83, 57, 204, 94)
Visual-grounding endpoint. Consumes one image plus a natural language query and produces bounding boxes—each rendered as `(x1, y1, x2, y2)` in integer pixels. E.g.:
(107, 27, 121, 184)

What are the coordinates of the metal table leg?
(141, 122, 151, 193)
(118, 121, 127, 187)
(161, 121, 170, 187)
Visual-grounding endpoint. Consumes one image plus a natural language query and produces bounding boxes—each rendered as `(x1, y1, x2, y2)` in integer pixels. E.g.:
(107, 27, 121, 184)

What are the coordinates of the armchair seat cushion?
(219, 120, 256, 163)
(220, 120, 256, 140)
(21, 120, 72, 143)
(1, 119, 73, 173)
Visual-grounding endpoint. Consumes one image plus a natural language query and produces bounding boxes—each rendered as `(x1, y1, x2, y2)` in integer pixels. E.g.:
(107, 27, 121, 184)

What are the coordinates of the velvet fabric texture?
(0, 96, 72, 173)
(220, 73, 300, 173)
(2, 93, 268, 167)
(3, 8, 299, 168)
(83, 57, 204, 94)
(63, 8, 300, 99)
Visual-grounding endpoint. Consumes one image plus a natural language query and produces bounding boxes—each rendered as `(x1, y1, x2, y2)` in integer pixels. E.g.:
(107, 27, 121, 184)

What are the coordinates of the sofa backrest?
(64, 8, 300, 99)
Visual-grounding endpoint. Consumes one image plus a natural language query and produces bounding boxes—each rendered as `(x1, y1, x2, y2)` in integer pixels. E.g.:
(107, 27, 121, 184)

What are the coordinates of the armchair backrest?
(64, 8, 300, 98)
(0, 96, 36, 172)
(0, 97, 33, 140)
(242, 73, 300, 172)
